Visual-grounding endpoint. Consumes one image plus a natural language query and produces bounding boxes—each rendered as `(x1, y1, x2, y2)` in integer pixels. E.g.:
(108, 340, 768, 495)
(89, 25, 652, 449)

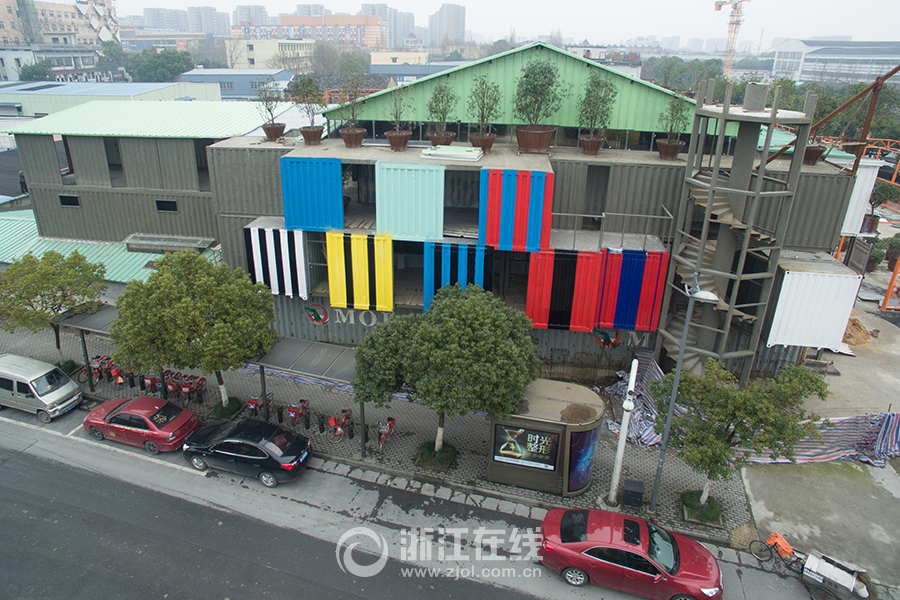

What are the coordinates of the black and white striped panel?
(243, 227, 308, 299)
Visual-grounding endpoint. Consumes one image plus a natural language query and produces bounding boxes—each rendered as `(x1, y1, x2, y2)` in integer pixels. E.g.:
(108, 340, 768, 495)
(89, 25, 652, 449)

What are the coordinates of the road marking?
(66, 423, 83, 437)
(0, 415, 199, 474)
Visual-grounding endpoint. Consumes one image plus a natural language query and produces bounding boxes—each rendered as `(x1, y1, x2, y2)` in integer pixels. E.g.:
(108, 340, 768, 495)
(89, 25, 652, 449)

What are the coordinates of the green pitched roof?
(3, 100, 284, 138)
(323, 42, 692, 132)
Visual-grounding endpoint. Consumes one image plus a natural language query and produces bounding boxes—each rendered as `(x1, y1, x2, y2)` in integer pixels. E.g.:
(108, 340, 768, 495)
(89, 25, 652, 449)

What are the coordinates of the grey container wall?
(217, 214, 258, 271)
(119, 138, 164, 189)
(15, 134, 63, 185)
(208, 144, 293, 216)
(66, 137, 111, 187)
(159, 139, 200, 191)
(28, 187, 218, 241)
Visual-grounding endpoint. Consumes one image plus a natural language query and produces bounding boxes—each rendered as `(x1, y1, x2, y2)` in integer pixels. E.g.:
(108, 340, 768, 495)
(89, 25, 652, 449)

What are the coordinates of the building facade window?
(219, 81, 233, 90)
(248, 58, 255, 65)
(59, 195, 80, 207)
(156, 200, 178, 212)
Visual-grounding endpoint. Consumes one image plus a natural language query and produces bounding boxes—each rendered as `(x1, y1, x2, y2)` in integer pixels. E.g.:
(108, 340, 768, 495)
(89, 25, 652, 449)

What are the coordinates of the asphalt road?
(0, 410, 818, 600)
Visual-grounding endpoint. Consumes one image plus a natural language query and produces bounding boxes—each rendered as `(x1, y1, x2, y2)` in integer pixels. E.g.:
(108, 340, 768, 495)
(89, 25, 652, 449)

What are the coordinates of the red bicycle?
(248, 391, 273, 417)
(77, 355, 108, 386)
(163, 370, 183, 400)
(179, 375, 207, 403)
(319, 408, 353, 443)
(377, 417, 395, 452)
(288, 399, 311, 429)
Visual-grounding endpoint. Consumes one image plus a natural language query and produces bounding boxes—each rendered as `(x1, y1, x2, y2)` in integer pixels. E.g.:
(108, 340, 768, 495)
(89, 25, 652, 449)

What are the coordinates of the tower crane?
(714, 0, 750, 80)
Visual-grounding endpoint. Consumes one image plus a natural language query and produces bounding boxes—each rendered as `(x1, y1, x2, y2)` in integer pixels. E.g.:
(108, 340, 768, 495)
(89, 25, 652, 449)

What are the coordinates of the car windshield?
(149, 402, 182, 428)
(647, 521, 679, 574)
(30, 368, 71, 398)
(262, 429, 298, 457)
(559, 510, 589, 543)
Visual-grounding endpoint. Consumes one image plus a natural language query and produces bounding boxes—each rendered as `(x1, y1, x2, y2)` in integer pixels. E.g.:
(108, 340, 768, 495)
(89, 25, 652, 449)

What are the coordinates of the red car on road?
(539, 508, 723, 600)
(83, 396, 199, 455)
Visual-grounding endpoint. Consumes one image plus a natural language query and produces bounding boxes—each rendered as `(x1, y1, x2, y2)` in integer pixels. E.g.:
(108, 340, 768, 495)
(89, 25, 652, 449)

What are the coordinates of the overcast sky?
(113, 0, 897, 51)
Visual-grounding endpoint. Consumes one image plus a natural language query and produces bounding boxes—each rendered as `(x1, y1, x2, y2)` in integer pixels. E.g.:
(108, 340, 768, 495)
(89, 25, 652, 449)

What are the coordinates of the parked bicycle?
(77, 355, 109, 386)
(749, 532, 806, 574)
(319, 408, 353, 443)
(179, 375, 207, 403)
(288, 399, 311, 429)
(377, 417, 395, 452)
(248, 391, 273, 417)
(163, 370, 183, 400)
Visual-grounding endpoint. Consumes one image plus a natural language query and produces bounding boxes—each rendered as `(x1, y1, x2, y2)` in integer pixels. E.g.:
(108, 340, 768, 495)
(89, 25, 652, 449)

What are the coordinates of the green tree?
(444, 50, 464, 61)
(18, 60, 53, 81)
(98, 41, 129, 68)
(339, 51, 367, 78)
(110, 251, 275, 405)
(513, 58, 569, 126)
(354, 284, 541, 451)
(127, 48, 194, 82)
(311, 41, 340, 77)
(651, 358, 828, 505)
(0, 251, 107, 361)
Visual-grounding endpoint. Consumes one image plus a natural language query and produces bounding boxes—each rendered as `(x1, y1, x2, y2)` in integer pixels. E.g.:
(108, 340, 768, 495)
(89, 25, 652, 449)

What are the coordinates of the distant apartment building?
(294, 4, 329, 16)
(428, 3, 464, 47)
(143, 8, 188, 31)
(225, 38, 314, 70)
(361, 3, 415, 49)
(772, 39, 900, 86)
(118, 29, 208, 53)
(279, 14, 384, 48)
(0, 0, 119, 47)
(686, 38, 704, 53)
(234, 5, 271, 27)
(187, 7, 230, 37)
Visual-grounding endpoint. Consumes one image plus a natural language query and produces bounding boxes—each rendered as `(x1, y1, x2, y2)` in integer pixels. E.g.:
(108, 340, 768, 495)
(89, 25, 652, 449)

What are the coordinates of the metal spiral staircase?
(655, 80, 818, 385)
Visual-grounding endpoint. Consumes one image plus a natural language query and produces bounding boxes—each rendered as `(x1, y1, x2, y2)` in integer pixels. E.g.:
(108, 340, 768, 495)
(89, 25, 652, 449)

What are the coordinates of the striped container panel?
(325, 232, 393, 312)
(243, 226, 308, 299)
(423, 242, 495, 309)
(478, 168, 553, 252)
(282, 157, 343, 231)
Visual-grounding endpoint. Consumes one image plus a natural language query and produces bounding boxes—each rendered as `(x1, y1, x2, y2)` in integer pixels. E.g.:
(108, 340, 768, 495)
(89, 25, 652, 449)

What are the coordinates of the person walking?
(18, 170, 27, 194)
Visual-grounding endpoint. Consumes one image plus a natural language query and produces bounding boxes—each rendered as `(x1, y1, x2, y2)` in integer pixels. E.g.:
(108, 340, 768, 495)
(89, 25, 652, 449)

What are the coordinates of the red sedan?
(83, 396, 199, 455)
(539, 508, 723, 600)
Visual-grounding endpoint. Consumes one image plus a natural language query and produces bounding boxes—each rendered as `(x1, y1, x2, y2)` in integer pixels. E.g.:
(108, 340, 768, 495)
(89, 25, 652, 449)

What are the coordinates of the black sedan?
(182, 419, 312, 488)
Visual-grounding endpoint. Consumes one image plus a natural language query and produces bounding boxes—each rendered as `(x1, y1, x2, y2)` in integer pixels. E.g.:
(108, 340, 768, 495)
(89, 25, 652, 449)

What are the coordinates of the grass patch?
(56, 359, 79, 376)
(415, 441, 457, 472)
(681, 490, 723, 523)
(209, 396, 244, 420)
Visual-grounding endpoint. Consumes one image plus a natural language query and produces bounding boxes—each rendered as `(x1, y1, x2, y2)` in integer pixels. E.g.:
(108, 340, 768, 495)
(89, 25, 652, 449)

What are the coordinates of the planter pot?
(262, 123, 286, 142)
(300, 126, 324, 145)
(515, 125, 556, 154)
(841, 136, 864, 153)
(657, 138, 686, 160)
(803, 145, 827, 165)
(866, 260, 880, 273)
(385, 129, 412, 152)
(468, 132, 497, 154)
(428, 131, 457, 146)
(339, 127, 366, 148)
(860, 214, 880, 234)
(886, 248, 900, 271)
(579, 134, 606, 156)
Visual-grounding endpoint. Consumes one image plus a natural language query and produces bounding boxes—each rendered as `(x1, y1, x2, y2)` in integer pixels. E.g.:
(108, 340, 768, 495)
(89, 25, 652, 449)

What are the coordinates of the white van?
(0, 354, 83, 423)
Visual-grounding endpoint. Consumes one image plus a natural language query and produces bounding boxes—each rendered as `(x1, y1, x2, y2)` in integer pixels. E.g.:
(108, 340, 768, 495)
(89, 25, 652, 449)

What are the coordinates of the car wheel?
(88, 426, 104, 441)
(670, 596, 698, 600)
(144, 441, 160, 455)
(189, 455, 208, 471)
(562, 567, 588, 587)
(37, 410, 51, 424)
(258, 472, 278, 488)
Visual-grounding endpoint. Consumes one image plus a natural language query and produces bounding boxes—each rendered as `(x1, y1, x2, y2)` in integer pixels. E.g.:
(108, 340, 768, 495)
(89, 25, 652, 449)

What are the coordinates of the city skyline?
(110, 0, 897, 50)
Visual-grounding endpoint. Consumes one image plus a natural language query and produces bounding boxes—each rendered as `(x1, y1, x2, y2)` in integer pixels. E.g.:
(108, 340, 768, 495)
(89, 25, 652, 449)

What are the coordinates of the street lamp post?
(607, 358, 638, 506)
(648, 273, 718, 513)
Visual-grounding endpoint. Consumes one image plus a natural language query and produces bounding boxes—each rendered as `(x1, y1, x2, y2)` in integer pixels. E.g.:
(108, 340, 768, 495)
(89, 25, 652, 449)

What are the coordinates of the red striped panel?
(635, 252, 661, 331)
(649, 252, 669, 331)
(570, 252, 604, 332)
(526, 251, 555, 329)
(598, 250, 622, 328)
(486, 169, 503, 248)
(513, 171, 531, 251)
(541, 172, 554, 250)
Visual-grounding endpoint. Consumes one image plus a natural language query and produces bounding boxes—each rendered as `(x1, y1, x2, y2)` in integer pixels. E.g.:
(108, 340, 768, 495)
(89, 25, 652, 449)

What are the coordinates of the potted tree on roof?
(289, 76, 325, 146)
(657, 92, 692, 160)
(467, 74, 501, 154)
(862, 180, 899, 233)
(256, 76, 287, 142)
(426, 80, 459, 146)
(577, 70, 618, 156)
(339, 73, 366, 148)
(385, 84, 414, 152)
(513, 58, 569, 154)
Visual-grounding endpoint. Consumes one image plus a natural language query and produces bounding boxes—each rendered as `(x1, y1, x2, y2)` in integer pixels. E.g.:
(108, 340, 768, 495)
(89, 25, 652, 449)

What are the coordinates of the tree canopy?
(18, 60, 53, 81)
(0, 251, 107, 334)
(127, 48, 195, 82)
(311, 42, 340, 77)
(98, 41, 129, 68)
(110, 251, 275, 404)
(354, 284, 541, 450)
(339, 51, 367, 78)
(651, 358, 828, 494)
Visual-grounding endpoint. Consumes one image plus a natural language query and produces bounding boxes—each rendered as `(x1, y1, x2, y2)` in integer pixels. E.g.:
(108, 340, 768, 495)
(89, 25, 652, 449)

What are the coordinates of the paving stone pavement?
(0, 325, 752, 546)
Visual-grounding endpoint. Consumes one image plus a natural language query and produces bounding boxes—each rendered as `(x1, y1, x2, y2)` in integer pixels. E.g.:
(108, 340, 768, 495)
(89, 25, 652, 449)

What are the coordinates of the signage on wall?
(303, 305, 392, 328)
(492, 425, 559, 471)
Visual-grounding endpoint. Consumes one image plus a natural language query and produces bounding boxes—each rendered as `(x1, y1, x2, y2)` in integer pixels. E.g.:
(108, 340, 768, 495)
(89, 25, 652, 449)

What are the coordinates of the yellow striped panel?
(374, 235, 394, 312)
(325, 231, 347, 308)
(350, 233, 370, 309)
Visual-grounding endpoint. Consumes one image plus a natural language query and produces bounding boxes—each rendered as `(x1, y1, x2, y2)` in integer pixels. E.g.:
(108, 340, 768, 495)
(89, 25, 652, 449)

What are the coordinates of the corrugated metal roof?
(0, 210, 39, 262)
(0, 82, 189, 96)
(0, 209, 220, 283)
(323, 42, 692, 132)
(182, 68, 292, 77)
(3, 100, 286, 138)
